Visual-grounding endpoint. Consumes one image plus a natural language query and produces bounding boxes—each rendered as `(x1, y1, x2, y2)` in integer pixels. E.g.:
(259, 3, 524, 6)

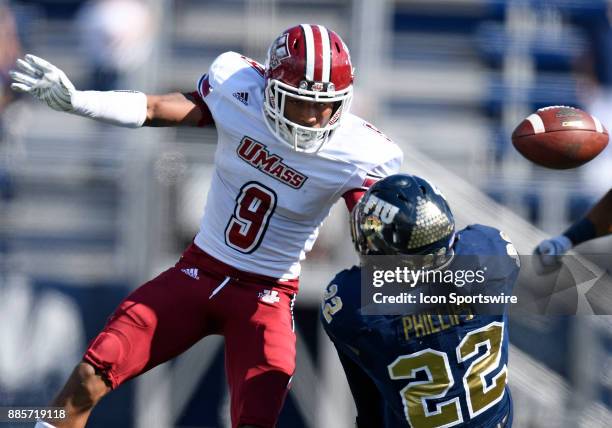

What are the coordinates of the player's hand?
(533, 235, 572, 273)
(9, 54, 76, 112)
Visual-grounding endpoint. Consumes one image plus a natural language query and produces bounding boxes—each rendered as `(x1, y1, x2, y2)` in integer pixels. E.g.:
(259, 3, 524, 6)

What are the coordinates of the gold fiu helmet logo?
(363, 215, 383, 234)
(363, 194, 400, 224)
(362, 215, 384, 249)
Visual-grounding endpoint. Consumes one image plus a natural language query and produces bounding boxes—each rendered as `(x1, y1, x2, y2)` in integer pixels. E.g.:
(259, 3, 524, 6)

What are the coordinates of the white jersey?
(194, 52, 403, 279)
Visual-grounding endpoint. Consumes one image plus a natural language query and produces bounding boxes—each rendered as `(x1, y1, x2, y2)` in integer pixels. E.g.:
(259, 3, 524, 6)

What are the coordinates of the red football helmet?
(263, 24, 354, 153)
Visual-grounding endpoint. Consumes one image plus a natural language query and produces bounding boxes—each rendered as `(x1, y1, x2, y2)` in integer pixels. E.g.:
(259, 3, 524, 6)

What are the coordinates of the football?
(512, 106, 609, 169)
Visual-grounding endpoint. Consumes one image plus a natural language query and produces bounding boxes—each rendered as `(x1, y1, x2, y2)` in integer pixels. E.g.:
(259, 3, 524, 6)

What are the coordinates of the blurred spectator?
(0, 0, 21, 120)
(0, 0, 21, 200)
(583, 89, 612, 197)
(577, 1, 612, 197)
(76, 0, 153, 90)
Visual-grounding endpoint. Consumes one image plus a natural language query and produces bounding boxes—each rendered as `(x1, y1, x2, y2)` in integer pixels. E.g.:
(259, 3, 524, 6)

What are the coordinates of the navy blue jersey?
(321, 225, 519, 428)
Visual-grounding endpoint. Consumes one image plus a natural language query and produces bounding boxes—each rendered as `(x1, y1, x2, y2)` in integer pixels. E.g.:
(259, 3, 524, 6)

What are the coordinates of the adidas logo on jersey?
(237, 137, 308, 189)
(233, 91, 249, 105)
(258, 289, 280, 304)
(181, 268, 200, 280)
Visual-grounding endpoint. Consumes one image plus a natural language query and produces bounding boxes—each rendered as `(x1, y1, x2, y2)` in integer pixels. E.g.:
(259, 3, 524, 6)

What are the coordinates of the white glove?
(9, 54, 76, 112)
(9, 54, 148, 128)
(534, 235, 573, 268)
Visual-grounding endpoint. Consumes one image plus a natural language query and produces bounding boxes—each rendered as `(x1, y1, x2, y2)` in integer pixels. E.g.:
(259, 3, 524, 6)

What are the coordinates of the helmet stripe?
(301, 24, 315, 82)
(311, 25, 323, 81)
(318, 25, 331, 82)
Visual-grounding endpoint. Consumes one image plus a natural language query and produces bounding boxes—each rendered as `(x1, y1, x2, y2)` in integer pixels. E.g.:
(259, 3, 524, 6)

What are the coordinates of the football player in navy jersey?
(321, 174, 519, 427)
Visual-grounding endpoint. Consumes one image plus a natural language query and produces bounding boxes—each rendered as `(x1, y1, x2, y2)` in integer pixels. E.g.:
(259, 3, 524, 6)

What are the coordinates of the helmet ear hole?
(293, 39, 299, 49)
(419, 185, 427, 195)
(334, 42, 341, 53)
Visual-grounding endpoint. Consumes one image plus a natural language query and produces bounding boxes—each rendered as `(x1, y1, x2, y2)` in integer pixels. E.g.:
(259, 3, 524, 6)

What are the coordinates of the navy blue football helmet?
(351, 174, 455, 267)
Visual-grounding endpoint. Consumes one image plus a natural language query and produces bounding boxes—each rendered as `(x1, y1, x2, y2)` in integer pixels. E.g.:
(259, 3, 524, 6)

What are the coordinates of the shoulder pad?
(321, 266, 362, 333)
(457, 224, 520, 277)
(327, 114, 403, 176)
(197, 52, 265, 115)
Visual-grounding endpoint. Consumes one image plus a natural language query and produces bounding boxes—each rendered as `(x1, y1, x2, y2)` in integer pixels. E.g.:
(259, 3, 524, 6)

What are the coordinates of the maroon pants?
(84, 244, 298, 428)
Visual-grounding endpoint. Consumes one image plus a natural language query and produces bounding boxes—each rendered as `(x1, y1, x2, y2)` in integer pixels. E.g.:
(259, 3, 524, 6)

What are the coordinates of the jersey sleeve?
(321, 267, 386, 427)
(195, 51, 266, 124)
(366, 150, 404, 182)
(320, 267, 364, 342)
(186, 89, 214, 127)
(196, 65, 215, 106)
(455, 225, 521, 312)
(342, 147, 403, 211)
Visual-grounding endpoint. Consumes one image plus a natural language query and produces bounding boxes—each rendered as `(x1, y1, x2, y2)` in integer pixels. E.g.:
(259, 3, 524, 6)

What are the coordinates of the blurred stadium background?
(1, 0, 612, 427)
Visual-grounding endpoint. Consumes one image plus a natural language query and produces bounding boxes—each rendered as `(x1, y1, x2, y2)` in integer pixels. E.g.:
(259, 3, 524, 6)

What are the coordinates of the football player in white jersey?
(11, 24, 403, 428)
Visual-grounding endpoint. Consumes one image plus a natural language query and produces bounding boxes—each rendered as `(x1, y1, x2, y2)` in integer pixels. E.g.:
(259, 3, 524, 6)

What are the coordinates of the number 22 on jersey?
(388, 322, 507, 428)
(225, 181, 277, 253)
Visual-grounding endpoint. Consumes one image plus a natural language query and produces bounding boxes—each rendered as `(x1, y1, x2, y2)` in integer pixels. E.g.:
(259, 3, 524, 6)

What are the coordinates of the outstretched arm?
(535, 189, 612, 266)
(585, 189, 612, 238)
(145, 91, 212, 127)
(10, 54, 212, 128)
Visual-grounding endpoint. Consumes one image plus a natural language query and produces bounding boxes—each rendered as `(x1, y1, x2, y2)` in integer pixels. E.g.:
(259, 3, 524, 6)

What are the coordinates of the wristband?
(71, 90, 147, 128)
(563, 217, 596, 246)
